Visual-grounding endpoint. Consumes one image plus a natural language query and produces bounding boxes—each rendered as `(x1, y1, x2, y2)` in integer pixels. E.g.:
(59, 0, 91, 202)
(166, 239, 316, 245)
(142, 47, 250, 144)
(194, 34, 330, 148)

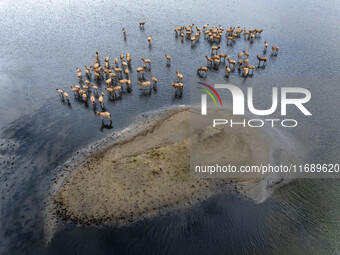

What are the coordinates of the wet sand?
(53, 107, 270, 225)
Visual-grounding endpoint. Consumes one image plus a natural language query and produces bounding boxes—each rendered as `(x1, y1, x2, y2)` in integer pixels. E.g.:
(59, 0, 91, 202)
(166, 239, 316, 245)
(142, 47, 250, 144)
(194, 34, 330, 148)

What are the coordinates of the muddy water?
(0, 0, 340, 254)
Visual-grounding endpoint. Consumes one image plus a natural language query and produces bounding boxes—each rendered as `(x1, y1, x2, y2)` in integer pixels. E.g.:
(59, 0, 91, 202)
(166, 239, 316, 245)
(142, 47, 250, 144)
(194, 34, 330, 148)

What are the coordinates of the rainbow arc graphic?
(197, 82, 223, 106)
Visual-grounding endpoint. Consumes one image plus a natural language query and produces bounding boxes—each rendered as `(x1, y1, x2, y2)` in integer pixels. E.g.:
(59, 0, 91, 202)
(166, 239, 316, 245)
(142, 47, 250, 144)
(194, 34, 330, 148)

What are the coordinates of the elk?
(90, 92, 95, 105)
(106, 78, 112, 86)
(62, 90, 69, 101)
(243, 50, 249, 58)
(56, 88, 63, 98)
(226, 34, 236, 45)
(171, 82, 183, 92)
(219, 53, 228, 62)
(137, 81, 152, 89)
(104, 86, 114, 97)
(116, 78, 130, 87)
(176, 70, 183, 82)
(148, 35, 152, 43)
(126, 53, 132, 63)
(225, 65, 231, 77)
(113, 86, 122, 94)
(96, 111, 111, 122)
(226, 27, 234, 34)
(242, 66, 249, 77)
(165, 54, 171, 63)
(213, 58, 220, 69)
(77, 70, 82, 80)
(237, 52, 243, 58)
(247, 64, 255, 74)
(139, 21, 145, 28)
(98, 93, 104, 108)
(82, 93, 87, 102)
(136, 66, 145, 78)
(205, 55, 213, 65)
(272, 46, 279, 55)
(124, 68, 129, 77)
(81, 83, 89, 92)
(90, 84, 98, 95)
(141, 58, 151, 68)
(257, 55, 267, 66)
(250, 33, 255, 42)
(84, 66, 91, 77)
(227, 57, 236, 68)
(112, 67, 123, 76)
(122, 27, 126, 37)
(70, 85, 79, 96)
(109, 72, 116, 79)
(190, 36, 197, 44)
(211, 45, 220, 54)
(122, 61, 128, 69)
(255, 29, 263, 36)
(197, 66, 208, 76)
(244, 30, 250, 38)
(151, 75, 157, 84)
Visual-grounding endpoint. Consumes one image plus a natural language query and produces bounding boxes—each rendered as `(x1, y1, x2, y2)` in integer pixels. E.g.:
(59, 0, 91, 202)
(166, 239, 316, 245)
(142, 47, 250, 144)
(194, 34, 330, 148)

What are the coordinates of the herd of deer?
(179, 24, 279, 78)
(57, 22, 278, 123)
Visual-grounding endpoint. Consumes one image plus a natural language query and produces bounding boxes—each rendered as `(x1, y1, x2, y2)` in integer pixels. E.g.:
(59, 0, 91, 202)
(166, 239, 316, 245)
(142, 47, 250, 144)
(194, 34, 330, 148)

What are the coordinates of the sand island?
(53, 107, 271, 225)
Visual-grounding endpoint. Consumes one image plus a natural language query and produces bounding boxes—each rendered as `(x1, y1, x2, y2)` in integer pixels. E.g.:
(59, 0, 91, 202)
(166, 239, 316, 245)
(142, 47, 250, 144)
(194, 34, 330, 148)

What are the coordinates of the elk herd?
(181, 25, 279, 78)
(57, 22, 279, 124)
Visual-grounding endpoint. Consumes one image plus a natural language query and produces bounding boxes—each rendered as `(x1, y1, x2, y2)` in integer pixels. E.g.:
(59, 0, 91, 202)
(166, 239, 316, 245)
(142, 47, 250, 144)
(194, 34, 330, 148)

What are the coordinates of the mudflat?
(54, 108, 269, 225)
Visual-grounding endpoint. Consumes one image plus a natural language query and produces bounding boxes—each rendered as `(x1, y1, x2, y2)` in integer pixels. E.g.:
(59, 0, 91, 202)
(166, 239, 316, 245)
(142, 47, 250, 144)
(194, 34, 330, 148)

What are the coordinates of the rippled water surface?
(0, 0, 340, 254)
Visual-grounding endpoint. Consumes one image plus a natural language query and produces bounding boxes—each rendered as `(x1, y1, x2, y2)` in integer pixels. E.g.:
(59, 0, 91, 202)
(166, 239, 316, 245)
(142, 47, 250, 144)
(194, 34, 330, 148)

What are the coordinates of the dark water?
(0, 0, 339, 254)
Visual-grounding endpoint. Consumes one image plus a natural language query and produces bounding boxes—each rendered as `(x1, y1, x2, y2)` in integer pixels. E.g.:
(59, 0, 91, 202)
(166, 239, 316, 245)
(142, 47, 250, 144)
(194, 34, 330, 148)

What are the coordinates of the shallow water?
(0, 0, 340, 254)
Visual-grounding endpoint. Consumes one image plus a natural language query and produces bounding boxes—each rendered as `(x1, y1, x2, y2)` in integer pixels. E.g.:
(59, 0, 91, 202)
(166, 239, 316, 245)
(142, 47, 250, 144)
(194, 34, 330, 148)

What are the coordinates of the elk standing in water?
(171, 82, 183, 93)
(96, 111, 112, 123)
(90, 92, 96, 106)
(63, 90, 69, 101)
(243, 50, 249, 58)
(98, 92, 105, 109)
(197, 67, 208, 76)
(264, 41, 268, 53)
(219, 53, 228, 62)
(141, 58, 151, 69)
(137, 81, 152, 89)
(271, 46, 279, 55)
(225, 65, 231, 77)
(227, 57, 236, 68)
(257, 55, 267, 66)
(176, 70, 183, 82)
(165, 54, 171, 64)
(56, 88, 64, 99)
(151, 75, 157, 84)
(136, 66, 145, 78)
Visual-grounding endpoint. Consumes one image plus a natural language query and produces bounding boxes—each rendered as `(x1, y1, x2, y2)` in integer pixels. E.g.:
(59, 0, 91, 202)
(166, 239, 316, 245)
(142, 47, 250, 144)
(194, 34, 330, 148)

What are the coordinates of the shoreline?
(44, 106, 292, 244)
